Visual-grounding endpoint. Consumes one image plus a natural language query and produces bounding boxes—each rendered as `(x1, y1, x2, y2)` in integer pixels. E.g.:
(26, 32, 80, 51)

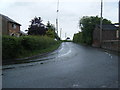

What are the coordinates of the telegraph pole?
(65, 33, 67, 40)
(119, 0, 120, 25)
(115, 1, 120, 40)
(60, 28, 62, 39)
(56, 0, 59, 37)
(118, 0, 120, 39)
(100, 0, 103, 47)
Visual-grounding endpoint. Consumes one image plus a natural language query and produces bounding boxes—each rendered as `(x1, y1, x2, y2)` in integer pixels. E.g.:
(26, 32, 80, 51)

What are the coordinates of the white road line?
(111, 56, 112, 59)
(58, 48, 72, 57)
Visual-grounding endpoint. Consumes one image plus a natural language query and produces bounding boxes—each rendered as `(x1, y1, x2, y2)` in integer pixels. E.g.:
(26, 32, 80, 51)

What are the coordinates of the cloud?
(0, 0, 118, 39)
(1, 0, 118, 2)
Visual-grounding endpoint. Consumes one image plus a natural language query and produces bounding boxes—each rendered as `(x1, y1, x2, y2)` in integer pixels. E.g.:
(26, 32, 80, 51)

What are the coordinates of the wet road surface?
(2, 42, 119, 88)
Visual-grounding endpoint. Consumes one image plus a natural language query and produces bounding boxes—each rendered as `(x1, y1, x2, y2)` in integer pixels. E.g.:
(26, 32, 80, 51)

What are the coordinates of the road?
(2, 42, 119, 88)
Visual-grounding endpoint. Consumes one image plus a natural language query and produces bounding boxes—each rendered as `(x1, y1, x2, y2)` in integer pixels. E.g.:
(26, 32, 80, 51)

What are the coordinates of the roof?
(0, 14, 21, 26)
(96, 24, 118, 30)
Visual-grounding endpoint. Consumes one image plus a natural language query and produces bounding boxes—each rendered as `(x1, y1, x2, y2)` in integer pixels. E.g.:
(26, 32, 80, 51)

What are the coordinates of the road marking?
(101, 85, 107, 88)
(58, 48, 71, 57)
(59, 47, 64, 52)
(73, 84, 79, 87)
(111, 56, 112, 59)
(105, 52, 108, 54)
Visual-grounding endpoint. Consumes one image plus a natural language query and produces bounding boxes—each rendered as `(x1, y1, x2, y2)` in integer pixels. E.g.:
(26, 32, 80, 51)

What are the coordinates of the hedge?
(2, 35, 60, 60)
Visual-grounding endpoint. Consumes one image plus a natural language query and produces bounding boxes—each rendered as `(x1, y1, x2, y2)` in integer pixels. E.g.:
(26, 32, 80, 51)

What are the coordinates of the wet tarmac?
(2, 42, 119, 88)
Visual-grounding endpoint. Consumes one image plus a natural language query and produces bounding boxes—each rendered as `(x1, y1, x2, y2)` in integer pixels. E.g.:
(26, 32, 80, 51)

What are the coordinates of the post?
(100, 0, 103, 47)
(65, 33, 67, 40)
(119, 0, 120, 25)
(56, 0, 59, 37)
(119, 0, 120, 40)
(60, 28, 62, 39)
(56, 18, 58, 35)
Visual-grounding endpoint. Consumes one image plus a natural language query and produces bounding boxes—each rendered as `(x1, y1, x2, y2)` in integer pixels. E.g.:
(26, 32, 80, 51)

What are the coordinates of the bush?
(2, 35, 60, 60)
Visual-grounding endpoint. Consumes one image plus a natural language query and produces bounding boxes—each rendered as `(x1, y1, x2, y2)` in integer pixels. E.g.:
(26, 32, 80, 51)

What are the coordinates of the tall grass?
(2, 35, 61, 60)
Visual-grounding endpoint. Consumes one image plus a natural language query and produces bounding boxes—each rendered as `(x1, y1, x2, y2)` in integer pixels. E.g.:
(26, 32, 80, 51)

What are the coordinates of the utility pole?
(119, 0, 120, 24)
(118, 0, 120, 39)
(100, 0, 103, 47)
(65, 33, 67, 40)
(115, 1, 120, 40)
(60, 28, 62, 39)
(56, 0, 59, 37)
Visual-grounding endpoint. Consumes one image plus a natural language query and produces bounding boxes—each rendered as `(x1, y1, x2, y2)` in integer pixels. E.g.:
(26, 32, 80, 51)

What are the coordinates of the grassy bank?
(2, 35, 61, 61)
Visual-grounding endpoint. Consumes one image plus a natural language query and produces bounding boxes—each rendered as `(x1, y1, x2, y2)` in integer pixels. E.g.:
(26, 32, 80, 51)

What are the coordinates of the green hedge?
(2, 35, 60, 60)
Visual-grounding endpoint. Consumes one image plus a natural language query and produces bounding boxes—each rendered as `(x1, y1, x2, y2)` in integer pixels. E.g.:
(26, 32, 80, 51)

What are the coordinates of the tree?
(46, 21, 60, 40)
(73, 32, 83, 43)
(77, 16, 112, 45)
(28, 17, 47, 35)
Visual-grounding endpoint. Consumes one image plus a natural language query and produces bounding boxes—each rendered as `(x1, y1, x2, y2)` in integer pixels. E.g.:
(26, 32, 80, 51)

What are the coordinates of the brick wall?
(2, 17, 9, 35)
(102, 30, 117, 40)
(102, 40, 120, 52)
(93, 28, 120, 52)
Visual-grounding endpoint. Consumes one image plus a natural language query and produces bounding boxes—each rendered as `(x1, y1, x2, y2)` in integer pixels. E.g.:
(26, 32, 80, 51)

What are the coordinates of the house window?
(12, 24, 16, 29)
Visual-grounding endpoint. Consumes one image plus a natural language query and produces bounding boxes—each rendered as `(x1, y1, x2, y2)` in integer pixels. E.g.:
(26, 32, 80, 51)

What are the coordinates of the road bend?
(2, 42, 119, 88)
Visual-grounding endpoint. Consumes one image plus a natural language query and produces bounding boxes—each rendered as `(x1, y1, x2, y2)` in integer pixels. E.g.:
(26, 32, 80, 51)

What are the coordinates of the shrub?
(2, 35, 59, 60)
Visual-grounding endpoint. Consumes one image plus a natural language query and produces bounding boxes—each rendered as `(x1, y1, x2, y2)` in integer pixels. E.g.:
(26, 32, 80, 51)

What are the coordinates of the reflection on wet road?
(3, 42, 119, 88)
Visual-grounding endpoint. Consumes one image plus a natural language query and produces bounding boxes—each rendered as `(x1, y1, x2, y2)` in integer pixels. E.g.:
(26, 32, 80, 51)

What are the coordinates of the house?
(0, 14, 21, 36)
(92, 24, 120, 52)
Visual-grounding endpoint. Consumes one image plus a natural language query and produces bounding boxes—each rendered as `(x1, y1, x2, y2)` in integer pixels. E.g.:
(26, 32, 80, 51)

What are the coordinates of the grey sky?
(0, 0, 118, 39)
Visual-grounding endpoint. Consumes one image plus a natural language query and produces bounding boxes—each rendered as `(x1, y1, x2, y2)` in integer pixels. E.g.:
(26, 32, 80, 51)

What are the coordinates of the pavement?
(2, 42, 119, 88)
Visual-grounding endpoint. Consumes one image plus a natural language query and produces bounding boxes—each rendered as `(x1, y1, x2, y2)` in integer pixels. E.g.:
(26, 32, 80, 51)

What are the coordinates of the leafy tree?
(28, 17, 47, 35)
(73, 32, 83, 43)
(46, 21, 60, 40)
(46, 30, 55, 38)
(75, 16, 112, 45)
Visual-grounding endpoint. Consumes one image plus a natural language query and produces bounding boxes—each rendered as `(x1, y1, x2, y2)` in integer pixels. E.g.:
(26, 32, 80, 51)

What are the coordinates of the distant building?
(0, 14, 21, 36)
(92, 24, 119, 47)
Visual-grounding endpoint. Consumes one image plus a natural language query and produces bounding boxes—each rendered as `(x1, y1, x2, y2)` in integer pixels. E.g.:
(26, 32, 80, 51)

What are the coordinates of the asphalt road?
(2, 42, 119, 88)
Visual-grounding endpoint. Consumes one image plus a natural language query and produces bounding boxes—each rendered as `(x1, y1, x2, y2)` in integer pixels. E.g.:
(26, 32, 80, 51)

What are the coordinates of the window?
(12, 24, 16, 29)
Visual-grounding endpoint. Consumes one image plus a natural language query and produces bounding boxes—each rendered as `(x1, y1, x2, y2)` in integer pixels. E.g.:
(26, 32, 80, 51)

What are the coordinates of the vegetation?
(73, 16, 112, 45)
(27, 17, 60, 40)
(46, 21, 60, 40)
(2, 17, 61, 64)
(28, 17, 47, 35)
(2, 35, 61, 60)
(73, 32, 83, 43)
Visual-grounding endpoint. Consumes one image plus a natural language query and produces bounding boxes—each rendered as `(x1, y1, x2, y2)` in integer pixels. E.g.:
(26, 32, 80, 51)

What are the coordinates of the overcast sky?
(0, 0, 119, 40)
